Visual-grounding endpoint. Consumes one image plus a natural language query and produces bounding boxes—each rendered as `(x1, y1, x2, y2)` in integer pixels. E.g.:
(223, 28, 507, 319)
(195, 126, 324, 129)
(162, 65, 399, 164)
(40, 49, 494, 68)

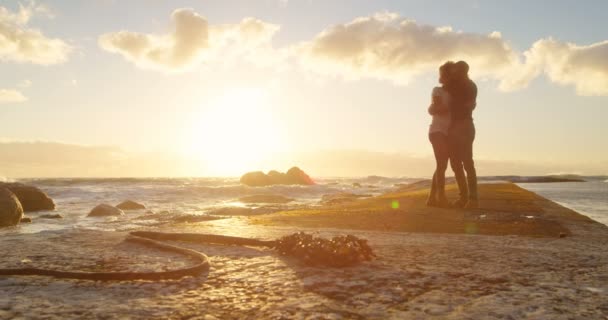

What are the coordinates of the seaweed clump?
(274, 232, 375, 267)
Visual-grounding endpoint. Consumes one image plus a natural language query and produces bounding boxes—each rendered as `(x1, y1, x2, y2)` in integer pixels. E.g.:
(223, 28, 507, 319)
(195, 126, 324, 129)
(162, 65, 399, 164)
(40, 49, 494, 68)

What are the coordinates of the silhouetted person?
(426, 62, 454, 207)
(447, 61, 478, 209)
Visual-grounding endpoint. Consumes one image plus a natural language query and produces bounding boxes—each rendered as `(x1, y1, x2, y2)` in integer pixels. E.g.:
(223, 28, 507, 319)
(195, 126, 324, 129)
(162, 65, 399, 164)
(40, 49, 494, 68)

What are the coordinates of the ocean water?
(5, 176, 416, 234)
(3, 177, 606, 234)
(517, 180, 608, 226)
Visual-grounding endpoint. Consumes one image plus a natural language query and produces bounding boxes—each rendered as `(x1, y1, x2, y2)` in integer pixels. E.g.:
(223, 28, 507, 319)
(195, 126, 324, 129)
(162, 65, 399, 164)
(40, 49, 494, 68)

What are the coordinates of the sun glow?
(183, 88, 285, 176)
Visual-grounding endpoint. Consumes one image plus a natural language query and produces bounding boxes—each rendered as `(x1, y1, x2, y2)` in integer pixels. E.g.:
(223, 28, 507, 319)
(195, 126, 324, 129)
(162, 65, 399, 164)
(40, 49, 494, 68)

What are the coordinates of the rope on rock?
(0, 231, 374, 281)
(129, 231, 277, 248)
(0, 232, 215, 281)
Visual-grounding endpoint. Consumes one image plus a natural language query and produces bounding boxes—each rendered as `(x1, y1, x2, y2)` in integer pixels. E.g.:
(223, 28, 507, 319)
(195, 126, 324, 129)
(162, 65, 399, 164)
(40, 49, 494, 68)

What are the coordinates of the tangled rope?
(0, 231, 373, 281)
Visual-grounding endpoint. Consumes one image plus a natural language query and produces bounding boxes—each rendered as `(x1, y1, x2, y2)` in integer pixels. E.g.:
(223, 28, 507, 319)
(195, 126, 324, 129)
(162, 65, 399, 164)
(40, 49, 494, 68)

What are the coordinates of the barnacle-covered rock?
(274, 232, 375, 267)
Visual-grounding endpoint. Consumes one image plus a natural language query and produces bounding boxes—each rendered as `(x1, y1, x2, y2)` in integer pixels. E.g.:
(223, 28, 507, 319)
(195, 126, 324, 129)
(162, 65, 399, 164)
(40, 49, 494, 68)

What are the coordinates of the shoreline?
(515, 180, 608, 227)
(1, 182, 608, 319)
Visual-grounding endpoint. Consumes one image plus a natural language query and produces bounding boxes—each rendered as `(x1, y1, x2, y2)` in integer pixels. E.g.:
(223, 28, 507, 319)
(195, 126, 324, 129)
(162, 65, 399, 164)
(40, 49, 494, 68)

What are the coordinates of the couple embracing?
(427, 61, 478, 209)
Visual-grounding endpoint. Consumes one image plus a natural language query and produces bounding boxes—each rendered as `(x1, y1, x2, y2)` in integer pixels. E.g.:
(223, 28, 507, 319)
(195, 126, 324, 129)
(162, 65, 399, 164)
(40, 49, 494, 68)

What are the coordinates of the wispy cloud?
(0, 2, 70, 64)
(99, 8, 280, 72)
(0, 89, 27, 103)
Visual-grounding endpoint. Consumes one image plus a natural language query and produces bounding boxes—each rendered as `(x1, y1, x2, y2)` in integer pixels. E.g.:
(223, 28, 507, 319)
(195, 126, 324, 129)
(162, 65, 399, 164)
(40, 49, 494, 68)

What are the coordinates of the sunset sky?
(1, 0, 607, 177)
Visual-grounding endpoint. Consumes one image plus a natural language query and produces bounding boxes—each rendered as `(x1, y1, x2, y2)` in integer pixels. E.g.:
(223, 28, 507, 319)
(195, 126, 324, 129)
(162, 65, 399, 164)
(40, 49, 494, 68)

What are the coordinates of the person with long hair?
(426, 61, 454, 207)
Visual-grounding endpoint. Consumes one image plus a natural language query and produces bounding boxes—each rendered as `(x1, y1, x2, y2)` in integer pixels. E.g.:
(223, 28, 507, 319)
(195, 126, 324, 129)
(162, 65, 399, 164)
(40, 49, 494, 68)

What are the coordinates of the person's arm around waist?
(428, 95, 449, 115)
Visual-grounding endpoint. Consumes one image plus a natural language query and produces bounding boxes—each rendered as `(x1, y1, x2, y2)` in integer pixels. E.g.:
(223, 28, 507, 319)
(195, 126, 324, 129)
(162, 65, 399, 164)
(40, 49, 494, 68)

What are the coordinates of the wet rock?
(88, 204, 124, 217)
(0, 183, 55, 212)
(239, 195, 294, 204)
(0, 188, 24, 227)
(20, 216, 32, 223)
(116, 200, 146, 210)
(40, 214, 63, 219)
(240, 167, 314, 186)
(353, 182, 362, 188)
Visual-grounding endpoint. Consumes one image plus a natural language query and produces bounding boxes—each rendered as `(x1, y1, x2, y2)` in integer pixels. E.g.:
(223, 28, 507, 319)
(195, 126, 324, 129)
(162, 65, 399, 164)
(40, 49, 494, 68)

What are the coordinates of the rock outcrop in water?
(240, 167, 314, 187)
(88, 204, 124, 217)
(0, 188, 24, 227)
(116, 200, 146, 210)
(0, 183, 55, 212)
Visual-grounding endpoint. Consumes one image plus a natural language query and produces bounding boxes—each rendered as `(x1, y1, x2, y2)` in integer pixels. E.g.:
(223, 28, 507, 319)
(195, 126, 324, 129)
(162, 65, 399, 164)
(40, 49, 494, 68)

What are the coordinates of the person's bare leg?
(450, 159, 468, 208)
(435, 135, 450, 207)
(462, 121, 478, 209)
(427, 172, 438, 206)
(449, 127, 468, 208)
(428, 132, 447, 207)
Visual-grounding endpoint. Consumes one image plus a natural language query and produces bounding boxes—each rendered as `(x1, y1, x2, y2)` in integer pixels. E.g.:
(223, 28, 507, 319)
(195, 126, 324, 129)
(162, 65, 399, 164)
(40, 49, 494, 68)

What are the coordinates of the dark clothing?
(429, 132, 449, 201)
(445, 76, 478, 201)
(449, 119, 478, 200)
(448, 79, 477, 121)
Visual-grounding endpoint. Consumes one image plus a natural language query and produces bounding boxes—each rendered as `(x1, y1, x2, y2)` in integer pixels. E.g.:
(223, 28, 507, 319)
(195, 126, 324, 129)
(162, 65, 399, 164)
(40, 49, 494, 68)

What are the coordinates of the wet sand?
(1, 183, 607, 319)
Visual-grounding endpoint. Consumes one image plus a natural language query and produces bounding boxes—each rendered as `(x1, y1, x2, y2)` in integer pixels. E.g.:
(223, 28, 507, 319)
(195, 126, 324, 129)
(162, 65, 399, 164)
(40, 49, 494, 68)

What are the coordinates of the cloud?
(294, 12, 608, 96)
(98, 9, 608, 95)
(0, 2, 70, 64)
(0, 89, 27, 103)
(99, 9, 280, 72)
(295, 13, 523, 87)
(522, 38, 608, 96)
